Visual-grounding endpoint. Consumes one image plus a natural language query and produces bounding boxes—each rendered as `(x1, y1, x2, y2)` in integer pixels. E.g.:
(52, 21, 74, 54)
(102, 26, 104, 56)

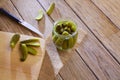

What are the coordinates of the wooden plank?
(0, 31, 45, 80)
(10, 0, 59, 79)
(65, 0, 120, 63)
(38, 0, 120, 80)
(46, 38, 97, 80)
(10, 1, 98, 80)
(38, 51, 55, 80)
(11, 0, 53, 38)
(11, 0, 38, 28)
(0, 0, 33, 35)
(11, 0, 63, 75)
(55, 74, 63, 80)
(91, 0, 120, 29)
(0, 0, 55, 80)
(59, 52, 97, 80)
(13, 2, 100, 79)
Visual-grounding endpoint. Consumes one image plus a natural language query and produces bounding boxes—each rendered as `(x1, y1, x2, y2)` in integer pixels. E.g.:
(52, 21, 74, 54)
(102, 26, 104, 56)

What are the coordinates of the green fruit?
(35, 10, 44, 21)
(20, 38, 39, 43)
(25, 42, 40, 47)
(67, 28, 71, 33)
(68, 37, 73, 48)
(55, 37, 64, 47)
(53, 20, 78, 50)
(52, 35, 58, 43)
(20, 44, 28, 62)
(62, 22, 67, 28)
(10, 34, 20, 49)
(73, 32, 78, 45)
(66, 22, 72, 27)
(60, 28, 64, 33)
(47, 2, 55, 16)
(62, 31, 69, 35)
(27, 46, 37, 55)
(64, 27, 68, 31)
(62, 39, 68, 49)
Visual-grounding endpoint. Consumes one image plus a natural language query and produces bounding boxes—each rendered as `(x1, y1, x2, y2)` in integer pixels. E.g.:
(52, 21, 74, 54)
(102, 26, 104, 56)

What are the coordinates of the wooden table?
(0, 0, 120, 80)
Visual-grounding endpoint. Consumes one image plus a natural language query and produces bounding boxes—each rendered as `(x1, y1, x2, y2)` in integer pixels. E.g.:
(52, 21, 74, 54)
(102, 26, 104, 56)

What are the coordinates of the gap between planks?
(75, 49, 99, 80)
(7, 0, 119, 79)
(36, 0, 54, 22)
(55, 73, 64, 80)
(64, 0, 120, 65)
(37, 0, 120, 80)
(9, 0, 64, 79)
(36, 0, 98, 80)
(90, 0, 120, 31)
(10, 0, 24, 20)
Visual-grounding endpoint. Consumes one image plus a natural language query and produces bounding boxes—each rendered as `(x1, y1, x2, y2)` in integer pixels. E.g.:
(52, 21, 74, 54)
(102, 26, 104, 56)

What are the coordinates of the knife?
(0, 8, 43, 38)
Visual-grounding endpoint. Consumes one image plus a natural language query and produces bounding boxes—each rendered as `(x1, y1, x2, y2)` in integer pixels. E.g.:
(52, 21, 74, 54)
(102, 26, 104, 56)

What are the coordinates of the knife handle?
(0, 8, 20, 23)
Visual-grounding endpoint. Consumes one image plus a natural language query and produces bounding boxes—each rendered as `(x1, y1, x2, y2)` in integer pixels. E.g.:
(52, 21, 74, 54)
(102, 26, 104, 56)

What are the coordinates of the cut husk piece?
(35, 10, 44, 21)
(46, 2, 55, 16)
(20, 38, 39, 43)
(20, 44, 28, 62)
(10, 34, 20, 49)
(27, 46, 37, 55)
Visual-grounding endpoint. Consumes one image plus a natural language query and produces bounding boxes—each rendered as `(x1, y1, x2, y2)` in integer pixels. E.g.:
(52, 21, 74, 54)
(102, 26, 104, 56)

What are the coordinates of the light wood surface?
(39, 0, 120, 80)
(91, 0, 120, 29)
(0, 31, 45, 80)
(11, 0, 53, 38)
(0, 0, 120, 80)
(65, 0, 120, 63)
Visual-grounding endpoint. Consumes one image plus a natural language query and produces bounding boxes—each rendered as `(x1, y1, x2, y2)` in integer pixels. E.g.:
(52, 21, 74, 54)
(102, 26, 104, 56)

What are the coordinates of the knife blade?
(0, 8, 43, 38)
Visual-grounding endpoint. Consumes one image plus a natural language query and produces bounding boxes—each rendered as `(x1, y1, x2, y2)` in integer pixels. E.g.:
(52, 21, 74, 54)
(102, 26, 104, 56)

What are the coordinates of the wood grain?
(46, 38, 97, 80)
(0, 0, 33, 35)
(11, 0, 53, 38)
(1, 0, 120, 80)
(39, 0, 120, 80)
(65, 0, 120, 63)
(0, 31, 45, 80)
(10, 0, 99, 79)
(59, 52, 97, 80)
(11, 0, 63, 75)
(38, 51, 55, 80)
(55, 74, 63, 80)
(91, 0, 120, 29)
(0, 0, 55, 80)
(5, 0, 75, 78)
(13, 1, 99, 79)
